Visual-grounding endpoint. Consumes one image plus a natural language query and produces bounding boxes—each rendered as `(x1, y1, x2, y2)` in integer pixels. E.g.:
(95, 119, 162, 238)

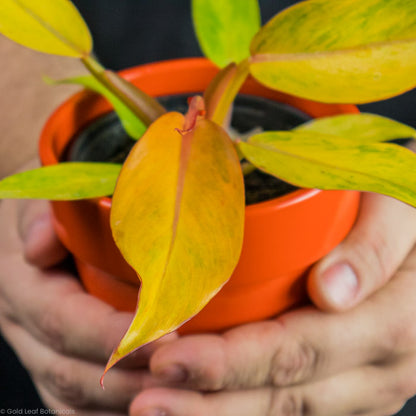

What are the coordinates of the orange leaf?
(106, 111, 245, 373)
(203, 60, 250, 126)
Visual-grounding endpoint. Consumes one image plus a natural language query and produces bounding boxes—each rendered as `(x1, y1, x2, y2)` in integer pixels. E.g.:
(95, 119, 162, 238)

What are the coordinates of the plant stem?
(81, 56, 166, 126)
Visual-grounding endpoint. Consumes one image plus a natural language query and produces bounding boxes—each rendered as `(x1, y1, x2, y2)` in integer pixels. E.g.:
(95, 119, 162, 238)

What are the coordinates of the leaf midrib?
(13, 0, 85, 55)
(158, 129, 193, 290)
(246, 138, 413, 193)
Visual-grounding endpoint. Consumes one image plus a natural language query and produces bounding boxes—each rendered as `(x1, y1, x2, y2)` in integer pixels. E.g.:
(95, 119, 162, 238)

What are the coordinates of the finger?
(17, 199, 68, 268)
(308, 192, 416, 311)
(2, 319, 166, 412)
(0, 199, 177, 365)
(150, 248, 416, 391)
(150, 314, 382, 391)
(0, 250, 160, 365)
(131, 357, 416, 416)
(0, 252, 132, 362)
(1, 255, 177, 366)
(37, 384, 126, 416)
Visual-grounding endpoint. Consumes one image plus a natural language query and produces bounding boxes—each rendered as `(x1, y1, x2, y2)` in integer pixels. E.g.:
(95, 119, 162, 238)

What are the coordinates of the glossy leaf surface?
(295, 114, 416, 143)
(204, 61, 250, 126)
(204, 63, 237, 121)
(0, 163, 121, 200)
(239, 131, 416, 207)
(46, 75, 146, 140)
(0, 0, 92, 57)
(108, 112, 245, 371)
(192, 0, 260, 67)
(250, 0, 416, 103)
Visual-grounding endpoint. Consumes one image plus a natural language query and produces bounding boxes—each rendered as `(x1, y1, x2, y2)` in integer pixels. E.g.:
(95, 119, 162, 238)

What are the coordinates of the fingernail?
(136, 409, 168, 416)
(156, 364, 188, 383)
(321, 262, 358, 307)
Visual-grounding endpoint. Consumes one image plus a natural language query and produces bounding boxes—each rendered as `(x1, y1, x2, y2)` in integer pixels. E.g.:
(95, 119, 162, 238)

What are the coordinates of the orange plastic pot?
(39, 58, 360, 334)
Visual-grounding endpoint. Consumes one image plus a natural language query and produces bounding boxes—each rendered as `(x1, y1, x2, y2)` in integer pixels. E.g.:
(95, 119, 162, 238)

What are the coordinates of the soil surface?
(67, 94, 310, 205)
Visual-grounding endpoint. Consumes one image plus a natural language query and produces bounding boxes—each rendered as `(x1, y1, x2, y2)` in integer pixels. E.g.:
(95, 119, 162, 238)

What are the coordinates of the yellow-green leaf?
(0, 0, 92, 57)
(295, 113, 416, 143)
(46, 75, 146, 140)
(0, 163, 121, 200)
(250, 0, 416, 103)
(192, 0, 260, 67)
(107, 112, 245, 371)
(238, 131, 416, 207)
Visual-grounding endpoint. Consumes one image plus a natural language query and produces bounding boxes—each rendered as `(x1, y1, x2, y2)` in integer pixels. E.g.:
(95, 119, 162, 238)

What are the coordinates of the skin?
(129, 192, 416, 416)
(0, 198, 177, 414)
(0, 37, 84, 180)
(5, 188, 416, 416)
(2, 34, 416, 416)
(0, 36, 175, 414)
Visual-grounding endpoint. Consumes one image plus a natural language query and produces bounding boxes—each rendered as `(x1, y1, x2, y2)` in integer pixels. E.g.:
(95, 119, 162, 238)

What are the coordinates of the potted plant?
(0, 0, 416, 379)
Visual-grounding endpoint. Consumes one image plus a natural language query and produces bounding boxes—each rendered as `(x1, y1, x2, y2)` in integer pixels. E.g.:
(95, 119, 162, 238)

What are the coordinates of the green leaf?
(106, 112, 245, 372)
(0, 163, 121, 200)
(295, 113, 416, 143)
(250, 0, 416, 103)
(238, 131, 416, 207)
(46, 75, 146, 140)
(192, 0, 260, 67)
(0, 0, 92, 57)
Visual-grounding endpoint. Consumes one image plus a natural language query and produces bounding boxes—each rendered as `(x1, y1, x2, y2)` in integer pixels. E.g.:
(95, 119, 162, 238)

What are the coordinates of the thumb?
(308, 193, 416, 312)
(17, 199, 68, 268)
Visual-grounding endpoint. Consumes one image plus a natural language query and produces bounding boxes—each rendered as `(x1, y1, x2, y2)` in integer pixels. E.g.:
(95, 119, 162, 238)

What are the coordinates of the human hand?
(0, 198, 176, 415)
(130, 193, 416, 416)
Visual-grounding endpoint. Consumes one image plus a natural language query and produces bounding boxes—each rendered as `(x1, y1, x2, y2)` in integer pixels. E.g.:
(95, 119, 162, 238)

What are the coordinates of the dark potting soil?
(67, 94, 311, 205)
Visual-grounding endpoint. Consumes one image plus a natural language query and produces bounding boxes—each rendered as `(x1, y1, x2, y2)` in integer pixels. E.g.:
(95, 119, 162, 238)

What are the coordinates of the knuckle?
(387, 324, 414, 355)
(0, 277, 17, 322)
(0, 283, 8, 313)
(381, 309, 416, 356)
(37, 306, 65, 352)
(270, 338, 319, 386)
(392, 372, 416, 401)
(381, 402, 408, 416)
(192, 358, 227, 391)
(0, 297, 13, 325)
(44, 360, 87, 407)
(349, 229, 391, 286)
(267, 388, 307, 416)
(181, 338, 229, 391)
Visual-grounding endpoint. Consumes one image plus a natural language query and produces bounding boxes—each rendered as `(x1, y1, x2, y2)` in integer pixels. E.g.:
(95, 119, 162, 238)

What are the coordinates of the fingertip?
(149, 335, 208, 371)
(149, 334, 229, 391)
(308, 261, 359, 312)
(23, 212, 68, 268)
(149, 338, 188, 378)
(130, 388, 173, 416)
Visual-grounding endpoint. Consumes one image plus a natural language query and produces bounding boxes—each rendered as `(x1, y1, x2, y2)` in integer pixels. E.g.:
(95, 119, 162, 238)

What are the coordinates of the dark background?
(69, 0, 416, 127)
(1, 0, 415, 413)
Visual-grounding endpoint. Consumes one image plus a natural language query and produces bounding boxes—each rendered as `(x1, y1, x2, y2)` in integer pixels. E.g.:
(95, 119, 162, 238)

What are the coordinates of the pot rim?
(39, 57, 358, 217)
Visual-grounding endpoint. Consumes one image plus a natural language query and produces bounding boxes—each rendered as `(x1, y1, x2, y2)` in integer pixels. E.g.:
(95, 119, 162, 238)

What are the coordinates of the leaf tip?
(101, 349, 124, 386)
(99, 375, 106, 390)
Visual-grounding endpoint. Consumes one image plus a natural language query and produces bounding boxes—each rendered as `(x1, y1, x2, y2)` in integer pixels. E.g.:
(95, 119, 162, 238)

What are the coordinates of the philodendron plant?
(1, 0, 416, 378)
